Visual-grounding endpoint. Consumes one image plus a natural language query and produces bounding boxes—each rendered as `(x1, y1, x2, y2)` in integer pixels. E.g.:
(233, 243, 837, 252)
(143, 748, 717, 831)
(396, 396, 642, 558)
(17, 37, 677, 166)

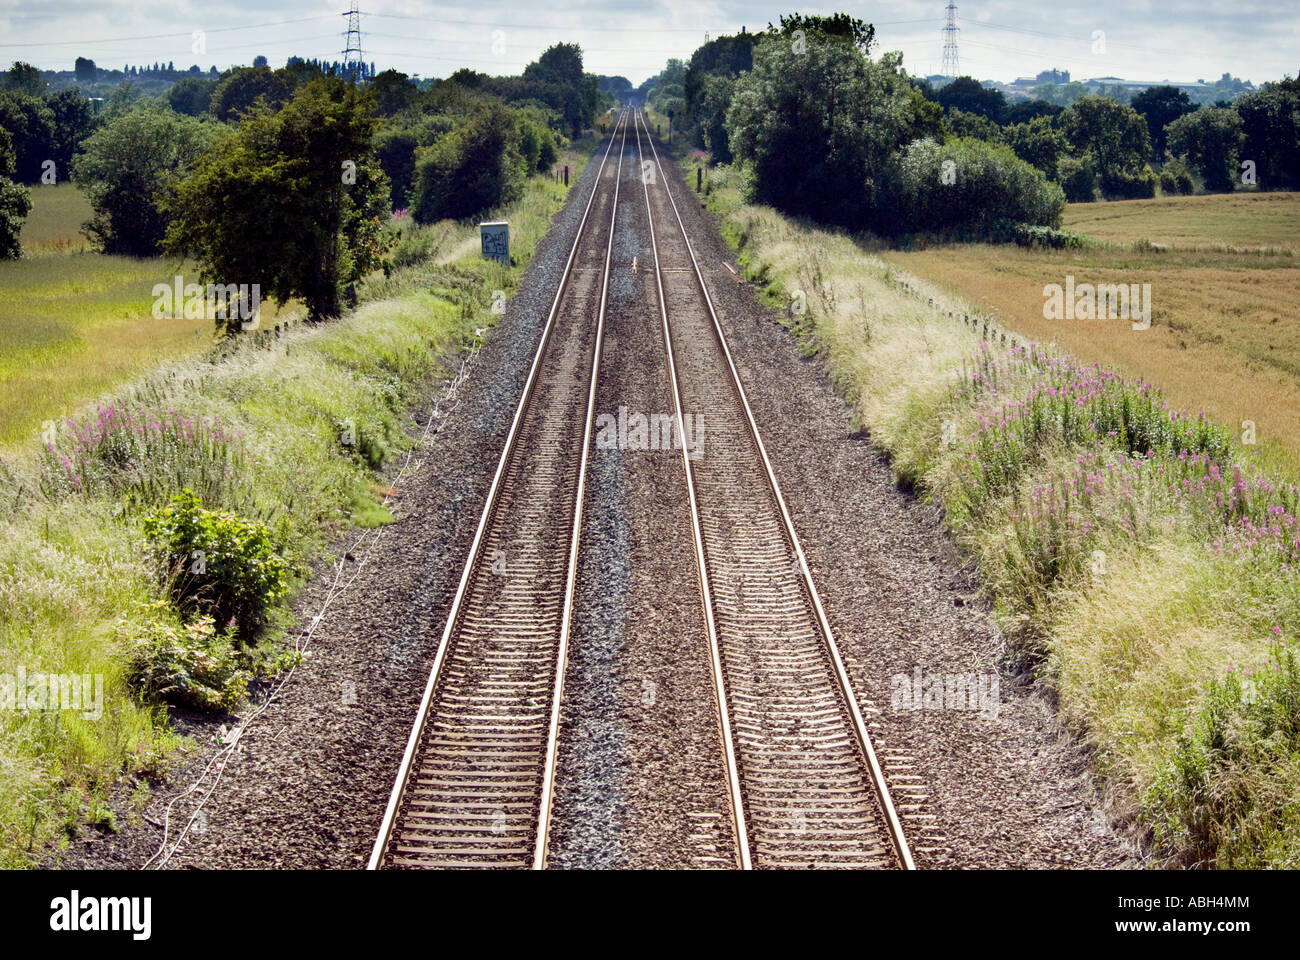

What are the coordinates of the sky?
(1, 0, 1297, 87)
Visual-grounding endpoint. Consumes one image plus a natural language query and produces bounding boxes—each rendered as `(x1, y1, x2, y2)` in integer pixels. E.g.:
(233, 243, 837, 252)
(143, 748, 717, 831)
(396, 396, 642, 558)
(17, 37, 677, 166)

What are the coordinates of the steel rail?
(633, 108, 915, 870)
(369, 109, 630, 870)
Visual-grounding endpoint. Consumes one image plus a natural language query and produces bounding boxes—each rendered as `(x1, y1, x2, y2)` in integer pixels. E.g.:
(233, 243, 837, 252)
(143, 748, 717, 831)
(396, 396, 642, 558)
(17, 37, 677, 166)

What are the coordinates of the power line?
(0, 15, 339, 48)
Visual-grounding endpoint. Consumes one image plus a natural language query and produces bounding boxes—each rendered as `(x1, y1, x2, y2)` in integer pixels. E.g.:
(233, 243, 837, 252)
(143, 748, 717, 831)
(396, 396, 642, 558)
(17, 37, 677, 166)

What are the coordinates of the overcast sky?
(1, 1, 1296, 87)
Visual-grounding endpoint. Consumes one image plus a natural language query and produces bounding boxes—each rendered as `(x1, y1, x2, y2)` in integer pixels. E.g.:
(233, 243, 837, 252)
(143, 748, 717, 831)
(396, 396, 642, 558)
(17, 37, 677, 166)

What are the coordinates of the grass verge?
(0, 151, 588, 868)
(685, 156, 1300, 868)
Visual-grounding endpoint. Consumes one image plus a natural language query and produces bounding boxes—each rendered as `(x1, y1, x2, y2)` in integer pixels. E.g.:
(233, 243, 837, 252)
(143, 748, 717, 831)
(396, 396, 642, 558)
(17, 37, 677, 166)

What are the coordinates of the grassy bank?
(883, 193, 1300, 478)
(0, 150, 588, 868)
(687, 157, 1300, 868)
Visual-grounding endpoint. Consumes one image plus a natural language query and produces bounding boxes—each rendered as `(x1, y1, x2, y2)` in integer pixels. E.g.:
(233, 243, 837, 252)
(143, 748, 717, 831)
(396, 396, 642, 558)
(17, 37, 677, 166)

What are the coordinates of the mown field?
(687, 156, 1300, 868)
(883, 192, 1300, 478)
(0, 148, 590, 867)
(0, 185, 306, 446)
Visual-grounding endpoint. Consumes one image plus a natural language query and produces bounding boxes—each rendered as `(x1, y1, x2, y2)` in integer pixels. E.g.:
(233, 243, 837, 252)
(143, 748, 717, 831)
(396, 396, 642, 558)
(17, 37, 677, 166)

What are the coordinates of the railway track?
(372, 106, 912, 870)
(369, 109, 629, 869)
(631, 109, 914, 869)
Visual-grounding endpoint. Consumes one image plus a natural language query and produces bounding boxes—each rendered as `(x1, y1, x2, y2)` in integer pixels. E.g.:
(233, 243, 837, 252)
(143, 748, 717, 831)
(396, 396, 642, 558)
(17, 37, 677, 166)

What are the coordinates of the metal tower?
(342, 0, 364, 82)
(941, 2, 960, 78)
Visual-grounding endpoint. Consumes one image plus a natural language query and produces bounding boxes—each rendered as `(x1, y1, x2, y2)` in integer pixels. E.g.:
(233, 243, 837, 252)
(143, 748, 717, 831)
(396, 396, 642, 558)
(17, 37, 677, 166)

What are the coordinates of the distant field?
(1062, 191, 1300, 252)
(886, 192, 1300, 475)
(0, 186, 297, 445)
(18, 181, 95, 255)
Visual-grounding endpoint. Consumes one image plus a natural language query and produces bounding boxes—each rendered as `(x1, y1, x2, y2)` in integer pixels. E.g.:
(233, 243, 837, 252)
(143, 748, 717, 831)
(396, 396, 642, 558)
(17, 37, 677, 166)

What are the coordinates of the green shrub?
(125, 613, 249, 712)
(886, 137, 1066, 237)
(411, 104, 526, 223)
(1146, 641, 1300, 867)
(1100, 164, 1158, 200)
(1058, 154, 1097, 202)
(143, 489, 288, 640)
(1159, 157, 1195, 195)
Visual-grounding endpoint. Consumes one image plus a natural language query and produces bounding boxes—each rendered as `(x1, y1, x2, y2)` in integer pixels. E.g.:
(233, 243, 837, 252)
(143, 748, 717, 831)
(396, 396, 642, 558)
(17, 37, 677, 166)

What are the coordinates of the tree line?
(638, 15, 1300, 239)
(0, 46, 609, 322)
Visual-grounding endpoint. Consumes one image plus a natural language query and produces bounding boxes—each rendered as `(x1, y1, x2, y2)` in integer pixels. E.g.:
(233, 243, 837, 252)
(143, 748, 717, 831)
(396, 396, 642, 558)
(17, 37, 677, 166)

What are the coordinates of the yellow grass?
(885, 194, 1300, 475)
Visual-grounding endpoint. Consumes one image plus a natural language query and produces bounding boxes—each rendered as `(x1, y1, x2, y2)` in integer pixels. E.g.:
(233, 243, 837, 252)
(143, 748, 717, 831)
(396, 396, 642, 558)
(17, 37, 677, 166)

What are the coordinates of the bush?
(0, 127, 31, 259)
(143, 489, 288, 640)
(1146, 642, 1300, 867)
(411, 104, 526, 223)
(886, 137, 1065, 236)
(1058, 154, 1097, 202)
(125, 613, 249, 711)
(1159, 157, 1195, 195)
(1100, 163, 1158, 199)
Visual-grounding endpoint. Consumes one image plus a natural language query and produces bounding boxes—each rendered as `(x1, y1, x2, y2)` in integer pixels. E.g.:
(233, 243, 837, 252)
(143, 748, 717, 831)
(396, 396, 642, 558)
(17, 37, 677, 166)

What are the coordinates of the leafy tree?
(1003, 99, 1063, 125)
(411, 102, 525, 223)
(167, 76, 217, 116)
(1057, 154, 1097, 202)
(165, 79, 390, 324)
(210, 66, 291, 121)
(1159, 157, 1195, 195)
(727, 37, 927, 228)
(3, 62, 44, 96)
(884, 136, 1065, 234)
(1234, 77, 1300, 190)
(697, 74, 737, 161)
(936, 76, 1006, 122)
(46, 88, 97, 182)
(518, 44, 597, 137)
(0, 92, 55, 182)
(1061, 96, 1156, 198)
(72, 106, 216, 255)
(1130, 85, 1196, 160)
(1004, 115, 1068, 180)
(944, 108, 1003, 143)
(683, 33, 757, 151)
(0, 127, 32, 259)
(1166, 106, 1244, 192)
(767, 13, 875, 53)
(370, 69, 418, 117)
(74, 57, 97, 84)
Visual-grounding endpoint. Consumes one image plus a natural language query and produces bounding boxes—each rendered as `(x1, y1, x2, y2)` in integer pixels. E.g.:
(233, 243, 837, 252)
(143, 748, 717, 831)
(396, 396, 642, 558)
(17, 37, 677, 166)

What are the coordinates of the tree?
(0, 127, 32, 259)
(936, 76, 1006, 122)
(1166, 107, 1244, 192)
(697, 74, 737, 161)
(253, 56, 269, 69)
(767, 13, 875, 53)
(1234, 77, 1300, 190)
(1061, 96, 1156, 198)
(1004, 115, 1068, 180)
(46, 89, 97, 182)
(0, 92, 55, 183)
(165, 79, 390, 325)
(370, 69, 418, 117)
(72, 106, 217, 255)
(518, 44, 597, 137)
(411, 102, 525, 223)
(727, 37, 928, 228)
(4, 62, 44, 96)
(210, 66, 291, 121)
(1130, 85, 1196, 160)
(167, 76, 217, 116)
(74, 57, 97, 84)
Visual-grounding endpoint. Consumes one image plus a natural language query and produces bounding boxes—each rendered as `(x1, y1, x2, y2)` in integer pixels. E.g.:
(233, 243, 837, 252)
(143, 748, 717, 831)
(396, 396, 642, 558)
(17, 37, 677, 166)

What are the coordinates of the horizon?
(1, 1, 1297, 89)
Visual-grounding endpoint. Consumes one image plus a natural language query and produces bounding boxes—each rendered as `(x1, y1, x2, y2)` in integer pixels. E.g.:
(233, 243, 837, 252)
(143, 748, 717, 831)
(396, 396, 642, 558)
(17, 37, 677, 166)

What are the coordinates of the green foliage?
(0, 91, 55, 183)
(1130, 85, 1197, 160)
(1058, 154, 1097, 202)
(45, 89, 97, 182)
(515, 43, 598, 137)
(1004, 115, 1067, 179)
(165, 78, 391, 324)
(71, 105, 217, 255)
(1147, 642, 1300, 867)
(0, 127, 30, 259)
(166, 76, 217, 116)
(935, 76, 1006, 122)
(411, 103, 525, 224)
(143, 489, 288, 640)
(1167, 106, 1245, 193)
(943, 107, 1004, 144)
(767, 12, 876, 53)
(1159, 157, 1195, 195)
(209, 65, 291, 121)
(727, 39, 924, 228)
(1062, 95, 1155, 198)
(125, 612, 249, 711)
(1234, 77, 1300, 191)
(3, 61, 44, 97)
(886, 137, 1065, 236)
(996, 221, 1092, 250)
